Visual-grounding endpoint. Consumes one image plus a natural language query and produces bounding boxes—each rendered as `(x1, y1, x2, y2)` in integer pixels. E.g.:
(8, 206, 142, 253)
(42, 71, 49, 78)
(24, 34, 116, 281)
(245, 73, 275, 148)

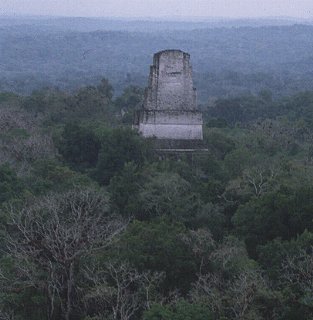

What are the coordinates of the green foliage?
(72, 78, 114, 121)
(26, 159, 94, 194)
(280, 91, 313, 128)
(95, 127, 151, 184)
(233, 185, 313, 256)
(22, 89, 51, 114)
(143, 304, 173, 320)
(137, 172, 198, 221)
(3, 64, 313, 319)
(97, 78, 114, 101)
(0, 92, 20, 104)
(143, 301, 213, 320)
(21, 79, 114, 124)
(4, 21, 313, 101)
(114, 86, 144, 124)
(206, 117, 228, 128)
(204, 129, 236, 159)
(207, 94, 274, 125)
(108, 162, 143, 217)
(117, 218, 196, 292)
(58, 122, 101, 171)
(224, 147, 251, 178)
(3, 188, 117, 320)
(0, 164, 25, 205)
(258, 230, 313, 279)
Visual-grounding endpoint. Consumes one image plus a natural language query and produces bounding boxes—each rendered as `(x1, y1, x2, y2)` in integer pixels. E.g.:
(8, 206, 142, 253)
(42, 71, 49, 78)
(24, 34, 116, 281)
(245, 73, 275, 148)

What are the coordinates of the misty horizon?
(2, 13, 313, 22)
(1, 0, 313, 19)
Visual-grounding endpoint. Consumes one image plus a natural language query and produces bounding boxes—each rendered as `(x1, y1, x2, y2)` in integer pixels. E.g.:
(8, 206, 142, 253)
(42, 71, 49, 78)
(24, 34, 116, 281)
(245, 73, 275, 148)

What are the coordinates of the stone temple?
(134, 50, 203, 148)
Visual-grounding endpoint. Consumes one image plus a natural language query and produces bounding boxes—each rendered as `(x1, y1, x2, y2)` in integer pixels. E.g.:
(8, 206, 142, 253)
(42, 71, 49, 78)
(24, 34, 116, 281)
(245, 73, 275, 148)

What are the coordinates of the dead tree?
(187, 231, 267, 319)
(5, 188, 126, 320)
(0, 106, 56, 174)
(84, 262, 164, 320)
(191, 269, 266, 320)
(282, 248, 313, 294)
(228, 270, 266, 320)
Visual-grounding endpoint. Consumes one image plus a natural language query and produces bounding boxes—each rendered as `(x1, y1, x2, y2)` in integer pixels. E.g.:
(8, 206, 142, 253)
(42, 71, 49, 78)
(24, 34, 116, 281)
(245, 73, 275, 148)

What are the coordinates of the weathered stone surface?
(134, 49, 203, 141)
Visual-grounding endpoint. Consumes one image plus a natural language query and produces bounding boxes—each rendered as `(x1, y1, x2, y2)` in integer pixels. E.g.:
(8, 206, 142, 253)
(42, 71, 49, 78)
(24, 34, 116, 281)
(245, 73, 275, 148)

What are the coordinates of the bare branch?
(84, 261, 164, 320)
(5, 188, 126, 320)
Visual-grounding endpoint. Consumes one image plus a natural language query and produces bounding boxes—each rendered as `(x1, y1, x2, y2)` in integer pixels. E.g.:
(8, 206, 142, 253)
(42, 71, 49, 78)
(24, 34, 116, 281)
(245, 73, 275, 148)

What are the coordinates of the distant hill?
(1, 15, 312, 31)
(1, 17, 313, 102)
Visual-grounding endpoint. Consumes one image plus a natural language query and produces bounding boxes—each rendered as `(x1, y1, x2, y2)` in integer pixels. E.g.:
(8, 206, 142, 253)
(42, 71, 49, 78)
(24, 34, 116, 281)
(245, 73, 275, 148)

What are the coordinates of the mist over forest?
(1, 15, 313, 320)
(2, 17, 313, 101)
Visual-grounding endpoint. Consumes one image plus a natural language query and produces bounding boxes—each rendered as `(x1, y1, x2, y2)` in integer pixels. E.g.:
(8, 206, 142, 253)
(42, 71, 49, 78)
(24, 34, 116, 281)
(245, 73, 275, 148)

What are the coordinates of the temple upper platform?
(134, 50, 203, 140)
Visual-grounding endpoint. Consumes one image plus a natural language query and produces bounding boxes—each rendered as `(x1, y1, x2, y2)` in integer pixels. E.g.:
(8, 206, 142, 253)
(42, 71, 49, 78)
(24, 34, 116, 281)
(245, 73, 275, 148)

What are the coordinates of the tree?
(181, 229, 273, 319)
(3, 188, 126, 320)
(114, 86, 144, 124)
(143, 301, 213, 320)
(136, 171, 208, 227)
(203, 129, 235, 160)
(108, 162, 143, 217)
(258, 230, 313, 279)
(224, 147, 251, 179)
(138, 172, 193, 219)
(57, 123, 101, 171)
(280, 248, 313, 315)
(95, 128, 151, 185)
(233, 185, 313, 256)
(69, 79, 114, 122)
(0, 105, 55, 172)
(0, 165, 25, 205)
(84, 262, 163, 320)
(116, 219, 196, 293)
(195, 270, 267, 320)
(22, 88, 70, 122)
(223, 164, 278, 203)
(97, 78, 114, 102)
(26, 159, 94, 195)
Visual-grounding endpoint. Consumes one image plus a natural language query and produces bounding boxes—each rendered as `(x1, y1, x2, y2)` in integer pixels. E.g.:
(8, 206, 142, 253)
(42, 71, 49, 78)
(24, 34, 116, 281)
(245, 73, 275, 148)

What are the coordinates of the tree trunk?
(65, 262, 74, 320)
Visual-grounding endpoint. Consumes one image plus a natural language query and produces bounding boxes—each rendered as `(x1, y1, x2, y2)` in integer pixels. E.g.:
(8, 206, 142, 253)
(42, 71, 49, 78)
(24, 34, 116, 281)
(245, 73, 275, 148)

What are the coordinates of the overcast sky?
(1, 0, 313, 19)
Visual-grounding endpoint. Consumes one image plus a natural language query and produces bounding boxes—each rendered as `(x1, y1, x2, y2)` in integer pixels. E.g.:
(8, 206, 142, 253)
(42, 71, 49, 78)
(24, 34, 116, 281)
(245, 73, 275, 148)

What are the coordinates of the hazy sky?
(1, 0, 313, 19)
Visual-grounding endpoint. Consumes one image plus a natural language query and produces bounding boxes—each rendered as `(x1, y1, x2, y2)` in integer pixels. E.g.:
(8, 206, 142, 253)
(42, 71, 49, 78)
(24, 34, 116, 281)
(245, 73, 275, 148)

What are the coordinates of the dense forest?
(1, 16, 313, 320)
(2, 17, 313, 101)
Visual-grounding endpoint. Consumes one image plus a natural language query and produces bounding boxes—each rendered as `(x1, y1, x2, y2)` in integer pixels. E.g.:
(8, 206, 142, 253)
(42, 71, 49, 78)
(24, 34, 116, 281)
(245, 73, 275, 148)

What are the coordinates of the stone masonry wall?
(145, 50, 197, 111)
(136, 49, 203, 141)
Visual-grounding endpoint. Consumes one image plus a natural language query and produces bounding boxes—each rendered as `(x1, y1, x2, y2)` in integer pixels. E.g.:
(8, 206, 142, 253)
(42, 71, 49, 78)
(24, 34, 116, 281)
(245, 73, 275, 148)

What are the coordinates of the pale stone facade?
(134, 50, 203, 140)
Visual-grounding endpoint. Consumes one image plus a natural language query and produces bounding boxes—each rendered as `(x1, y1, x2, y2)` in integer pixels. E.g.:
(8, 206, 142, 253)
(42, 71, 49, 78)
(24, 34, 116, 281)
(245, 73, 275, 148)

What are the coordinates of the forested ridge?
(2, 18, 313, 101)
(1, 16, 313, 320)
